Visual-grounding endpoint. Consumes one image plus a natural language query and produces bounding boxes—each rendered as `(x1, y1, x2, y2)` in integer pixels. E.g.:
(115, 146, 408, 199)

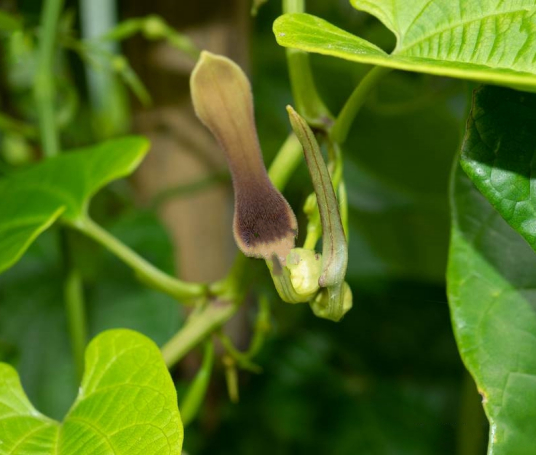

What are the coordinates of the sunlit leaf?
(0, 329, 183, 454)
(274, 1, 536, 90)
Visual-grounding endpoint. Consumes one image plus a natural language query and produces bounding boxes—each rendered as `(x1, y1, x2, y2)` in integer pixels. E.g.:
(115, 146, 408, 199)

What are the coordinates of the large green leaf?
(274, 1, 536, 90)
(448, 164, 536, 455)
(0, 136, 149, 274)
(461, 85, 536, 250)
(0, 329, 183, 454)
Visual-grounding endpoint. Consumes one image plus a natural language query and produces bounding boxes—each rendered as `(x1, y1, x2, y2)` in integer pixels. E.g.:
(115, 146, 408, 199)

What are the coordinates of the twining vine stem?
(35, 0, 88, 381)
(35, 0, 64, 158)
(72, 216, 207, 301)
(63, 267, 88, 379)
(331, 66, 391, 144)
(282, 0, 333, 129)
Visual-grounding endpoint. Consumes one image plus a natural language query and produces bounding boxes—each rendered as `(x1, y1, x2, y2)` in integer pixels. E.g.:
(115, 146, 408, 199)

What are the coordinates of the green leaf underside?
(448, 165, 536, 455)
(0, 136, 149, 274)
(274, 2, 536, 90)
(461, 86, 536, 250)
(0, 329, 183, 454)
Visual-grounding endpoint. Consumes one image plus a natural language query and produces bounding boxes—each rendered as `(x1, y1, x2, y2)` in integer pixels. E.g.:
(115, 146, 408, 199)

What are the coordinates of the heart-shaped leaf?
(461, 85, 536, 251)
(448, 164, 536, 455)
(0, 136, 149, 274)
(274, 1, 536, 90)
(0, 329, 183, 454)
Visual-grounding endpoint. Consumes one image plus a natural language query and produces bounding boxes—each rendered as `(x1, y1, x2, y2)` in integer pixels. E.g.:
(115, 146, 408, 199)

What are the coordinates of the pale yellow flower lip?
(190, 51, 297, 263)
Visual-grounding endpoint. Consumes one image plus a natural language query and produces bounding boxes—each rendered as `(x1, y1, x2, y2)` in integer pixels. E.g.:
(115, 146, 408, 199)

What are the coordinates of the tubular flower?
(191, 51, 297, 264)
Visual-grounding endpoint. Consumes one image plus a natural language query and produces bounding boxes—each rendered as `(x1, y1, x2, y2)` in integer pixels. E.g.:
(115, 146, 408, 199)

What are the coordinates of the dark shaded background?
(0, 0, 487, 453)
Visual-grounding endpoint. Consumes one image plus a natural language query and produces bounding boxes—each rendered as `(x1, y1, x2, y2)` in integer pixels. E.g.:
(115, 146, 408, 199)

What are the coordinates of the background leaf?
(461, 85, 536, 251)
(448, 164, 536, 455)
(0, 329, 183, 455)
(0, 136, 149, 273)
(274, 3, 536, 90)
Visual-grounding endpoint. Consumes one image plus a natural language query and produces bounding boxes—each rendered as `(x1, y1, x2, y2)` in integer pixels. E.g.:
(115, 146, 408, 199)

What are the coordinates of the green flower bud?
(310, 282, 353, 322)
(267, 248, 321, 304)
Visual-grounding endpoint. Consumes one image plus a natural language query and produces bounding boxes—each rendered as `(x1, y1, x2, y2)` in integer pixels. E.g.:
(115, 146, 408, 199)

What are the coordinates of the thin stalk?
(331, 66, 391, 144)
(180, 340, 215, 426)
(72, 216, 206, 301)
(218, 332, 262, 373)
(223, 355, 239, 403)
(268, 133, 303, 189)
(35, 0, 88, 378)
(162, 302, 237, 367)
(35, 0, 64, 157)
(64, 268, 87, 379)
(282, 0, 333, 129)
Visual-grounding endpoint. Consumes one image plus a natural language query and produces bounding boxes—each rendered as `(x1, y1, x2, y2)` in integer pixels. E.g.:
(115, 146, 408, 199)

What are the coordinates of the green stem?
(72, 216, 206, 301)
(216, 295, 270, 371)
(282, 0, 332, 129)
(331, 66, 391, 144)
(180, 340, 214, 426)
(64, 268, 87, 380)
(35, 0, 89, 380)
(162, 302, 237, 367)
(223, 355, 239, 403)
(218, 332, 261, 372)
(268, 133, 303, 190)
(35, 0, 64, 157)
(303, 206, 321, 250)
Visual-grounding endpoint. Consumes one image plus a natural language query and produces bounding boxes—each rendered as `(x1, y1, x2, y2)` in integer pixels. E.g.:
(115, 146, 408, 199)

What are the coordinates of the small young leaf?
(0, 329, 183, 454)
(448, 164, 536, 455)
(461, 86, 536, 251)
(274, 5, 536, 91)
(0, 136, 149, 273)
